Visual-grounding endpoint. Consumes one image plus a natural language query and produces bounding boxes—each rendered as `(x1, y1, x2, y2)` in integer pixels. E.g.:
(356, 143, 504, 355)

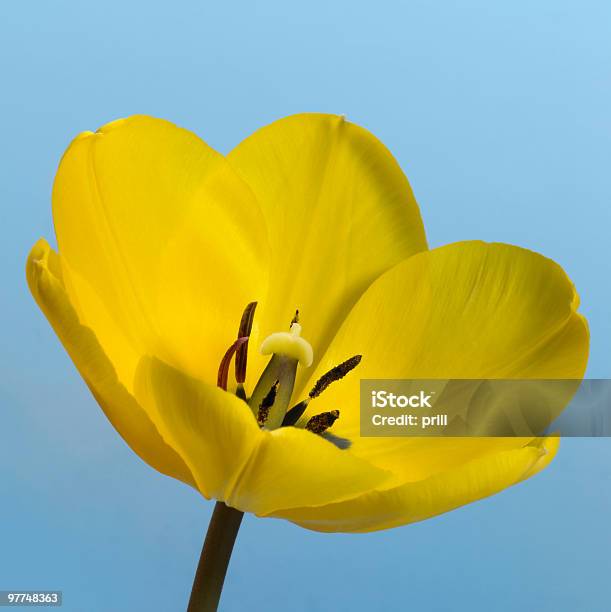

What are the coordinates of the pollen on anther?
(257, 380, 279, 426)
(305, 410, 340, 434)
(309, 355, 362, 399)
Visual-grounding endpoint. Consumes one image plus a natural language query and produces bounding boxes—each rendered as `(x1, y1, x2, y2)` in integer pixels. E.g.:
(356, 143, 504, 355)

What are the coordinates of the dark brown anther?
(217, 336, 249, 391)
(281, 355, 361, 428)
(281, 399, 309, 427)
(290, 309, 299, 327)
(257, 380, 279, 427)
(305, 410, 340, 434)
(235, 302, 257, 384)
(309, 355, 362, 399)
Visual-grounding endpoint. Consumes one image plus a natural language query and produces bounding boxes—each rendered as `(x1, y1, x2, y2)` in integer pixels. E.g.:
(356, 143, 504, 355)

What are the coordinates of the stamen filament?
(281, 399, 309, 427)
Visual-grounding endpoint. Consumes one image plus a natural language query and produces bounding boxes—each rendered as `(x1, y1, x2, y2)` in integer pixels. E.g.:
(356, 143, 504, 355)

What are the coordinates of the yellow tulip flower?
(26, 114, 588, 607)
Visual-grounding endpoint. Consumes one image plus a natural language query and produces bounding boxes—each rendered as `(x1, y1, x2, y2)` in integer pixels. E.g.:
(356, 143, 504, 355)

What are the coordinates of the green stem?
(187, 502, 244, 612)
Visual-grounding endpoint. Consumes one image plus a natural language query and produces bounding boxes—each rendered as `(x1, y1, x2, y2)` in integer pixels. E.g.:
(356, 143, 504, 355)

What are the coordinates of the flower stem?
(187, 502, 244, 612)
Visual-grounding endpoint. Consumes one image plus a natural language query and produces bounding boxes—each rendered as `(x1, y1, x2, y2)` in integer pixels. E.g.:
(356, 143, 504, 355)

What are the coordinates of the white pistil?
(259, 322, 313, 368)
(249, 321, 313, 429)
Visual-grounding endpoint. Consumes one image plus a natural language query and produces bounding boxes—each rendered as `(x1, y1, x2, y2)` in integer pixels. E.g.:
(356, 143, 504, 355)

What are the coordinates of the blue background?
(1, 1, 610, 610)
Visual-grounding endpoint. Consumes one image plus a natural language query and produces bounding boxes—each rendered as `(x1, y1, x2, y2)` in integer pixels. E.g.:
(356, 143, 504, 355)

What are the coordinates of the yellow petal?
(227, 114, 427, 391)
(519, 435, 560, 481)
(300, 241, 588, 481)
(134, 357, 391, 514)
(53, 115, 269, 389)
(26, 239, 194, 486)
(271, 436, 559, 532)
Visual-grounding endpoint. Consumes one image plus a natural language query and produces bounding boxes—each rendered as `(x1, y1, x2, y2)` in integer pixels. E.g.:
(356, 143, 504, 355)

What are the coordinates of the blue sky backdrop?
(1, 1, 610, 610)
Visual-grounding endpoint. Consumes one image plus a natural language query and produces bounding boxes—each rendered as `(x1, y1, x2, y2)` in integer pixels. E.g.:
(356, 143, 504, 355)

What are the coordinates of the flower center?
(248, 316, 312, 429)
(217, 303, 361, 447)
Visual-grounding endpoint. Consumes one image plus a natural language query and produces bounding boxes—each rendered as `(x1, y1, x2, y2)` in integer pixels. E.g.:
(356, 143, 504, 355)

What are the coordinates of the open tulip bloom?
(27, 114, 589, 610)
